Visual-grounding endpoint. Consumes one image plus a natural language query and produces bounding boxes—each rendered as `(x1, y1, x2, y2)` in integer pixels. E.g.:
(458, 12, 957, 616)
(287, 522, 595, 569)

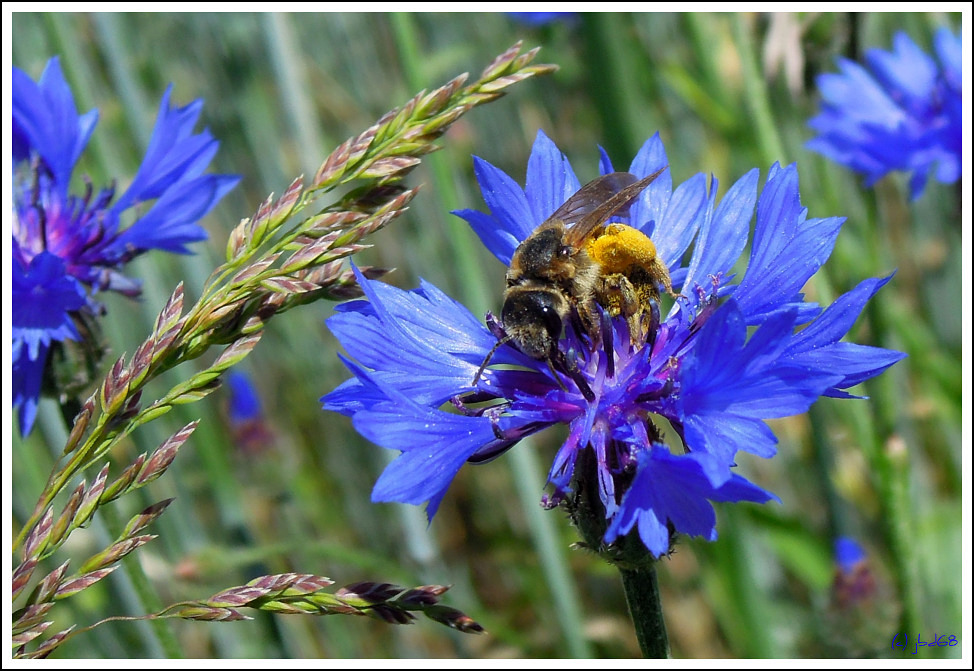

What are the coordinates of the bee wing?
(560, 168, 666, 249)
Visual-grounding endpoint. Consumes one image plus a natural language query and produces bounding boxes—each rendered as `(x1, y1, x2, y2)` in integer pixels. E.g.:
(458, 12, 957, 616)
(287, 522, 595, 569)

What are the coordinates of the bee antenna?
(473, 335, 513, 386)
(546, 357, 570, 393)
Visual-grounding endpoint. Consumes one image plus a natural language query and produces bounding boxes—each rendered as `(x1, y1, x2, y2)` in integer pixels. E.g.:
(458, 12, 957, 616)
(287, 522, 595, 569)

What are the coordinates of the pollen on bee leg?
(585, 223, 661, 274)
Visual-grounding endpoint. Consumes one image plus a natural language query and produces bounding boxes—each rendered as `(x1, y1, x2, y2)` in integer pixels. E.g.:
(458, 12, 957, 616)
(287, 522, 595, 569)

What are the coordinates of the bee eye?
(557, 245, 572, 260)
(540, 303, 563, 337)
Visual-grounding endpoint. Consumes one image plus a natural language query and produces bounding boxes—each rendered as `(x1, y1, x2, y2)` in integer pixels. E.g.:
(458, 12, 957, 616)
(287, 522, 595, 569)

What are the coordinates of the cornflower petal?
(361, 405, 502, 520)
(453, 129, 584, 265)
(339, 356, 534, 520)
(11, 57, 98, 190)
(13, 342, 49, 435)
(507, 12, 578, 26)
(735, 163, 845, 323)
(867, 32, 937, 103)
(675, 302, 838, 463)
(650, 172, 709, 274)
(624, 133, 673, 235)
(463, 156, 537, 264)
(524, 129, 582, 222)
(12, 252, 86, 435)
(13, 252, 86, 357)
(605, 447, 777, 558)
(13, 57, 238, 281)
(322, 265, 529, 412)
(681, 169, 758, 310)
(834, 536, 867, 574)
(111, 171, 240, 254)
(783, 275, 907, 396)
(451, 207, 522, 267)
(227, 371, 263, 424)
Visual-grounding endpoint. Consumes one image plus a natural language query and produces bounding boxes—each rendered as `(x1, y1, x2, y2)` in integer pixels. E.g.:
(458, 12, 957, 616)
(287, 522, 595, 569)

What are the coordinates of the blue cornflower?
(322, 130, 904, 558)
(225, 371, 274, 454)
(12, 56, 240, 435)
(807, 27, 961, 199)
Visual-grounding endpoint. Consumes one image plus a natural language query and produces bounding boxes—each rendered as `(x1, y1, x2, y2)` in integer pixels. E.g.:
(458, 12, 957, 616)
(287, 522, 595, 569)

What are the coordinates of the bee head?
(501, 289, 567, 359)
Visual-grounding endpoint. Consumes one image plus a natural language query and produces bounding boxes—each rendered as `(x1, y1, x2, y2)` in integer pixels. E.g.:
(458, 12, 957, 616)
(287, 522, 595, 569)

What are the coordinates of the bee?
(475, 168, 676, 393)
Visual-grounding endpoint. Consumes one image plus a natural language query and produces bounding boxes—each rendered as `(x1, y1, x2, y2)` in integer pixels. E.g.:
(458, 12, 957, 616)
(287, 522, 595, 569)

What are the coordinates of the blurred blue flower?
(823, 536, 897, 655)
(322, 130, 904, 558)
(227, 370, 264, 424)
(807, 27, 961, 199)
(507, 12, 578, 27)
(12, 56, 240, 435)
(830, 536, 878, 609)
(225, 371, 275, 454)
(834, 535, 867, 575)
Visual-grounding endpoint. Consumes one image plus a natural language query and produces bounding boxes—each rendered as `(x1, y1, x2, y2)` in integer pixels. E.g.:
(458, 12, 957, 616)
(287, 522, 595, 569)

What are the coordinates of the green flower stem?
(809, 403, 853, 541)
(683, 13, 732, 113)
(866, 295, 922, 638)
(718, 507, 776, 658)
(570, 448, 666, 658)
(619, 565, 669, 658)
(731, 14, 788, 166)
(580, 13, 652, 161)
(880, 433, 921, 636)
(261, 13, 327, 178)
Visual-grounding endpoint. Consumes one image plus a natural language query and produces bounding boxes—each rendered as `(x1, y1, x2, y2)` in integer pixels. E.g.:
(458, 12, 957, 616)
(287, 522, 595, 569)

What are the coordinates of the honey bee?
(475, 169, 676, 392)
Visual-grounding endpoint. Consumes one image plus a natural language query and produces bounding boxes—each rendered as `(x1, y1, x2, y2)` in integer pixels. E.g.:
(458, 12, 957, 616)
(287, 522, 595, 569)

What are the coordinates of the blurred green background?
(10, 11, 964, 659)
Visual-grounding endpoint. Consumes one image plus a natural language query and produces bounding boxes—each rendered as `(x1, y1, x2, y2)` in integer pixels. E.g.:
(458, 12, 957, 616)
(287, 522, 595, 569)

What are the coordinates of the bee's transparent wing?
(559, 168, 666, 249)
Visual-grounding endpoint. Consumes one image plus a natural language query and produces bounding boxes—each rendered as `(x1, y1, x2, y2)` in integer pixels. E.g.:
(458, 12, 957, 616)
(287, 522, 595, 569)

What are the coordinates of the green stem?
(865, 295, 923, 638)
(809, 404, 852, 542)
(580, 13, 650, 161)
(570, 447, 667, 658)
(731, 14, 787, 166)
(619, 565, 669, 658)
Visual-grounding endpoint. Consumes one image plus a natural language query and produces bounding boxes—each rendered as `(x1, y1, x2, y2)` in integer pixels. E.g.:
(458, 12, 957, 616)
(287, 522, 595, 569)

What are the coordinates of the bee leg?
(572, 299, 602, 351)
(600, 309, 615, 379)
(594, 272, 628, 319)
(596, 271, 646, 345)
(551, 349, 595, 402)
(651, 257, 680, 299)
(641, 299, 662, 349)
